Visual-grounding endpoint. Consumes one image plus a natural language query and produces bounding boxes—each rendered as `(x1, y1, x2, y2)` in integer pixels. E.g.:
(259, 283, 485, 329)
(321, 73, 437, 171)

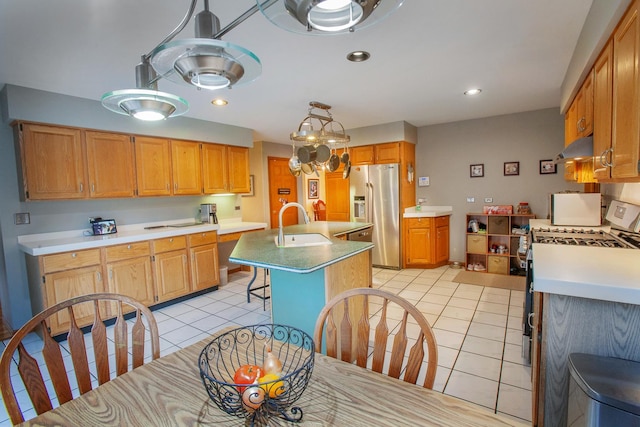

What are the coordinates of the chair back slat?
(355, 299, 370, 368)
(17, 343, 52, 416)
(338, 299, 353, 363)
(114, 302, 128, 376)
(91, 300, 110, 385)
(324, 311, 338, 358)
(314, 287, 438, 390)
(388, 313, 409, 378)
(403, 332, 426, 385)
(41, 322, 73, 404)
(371, 299, 389, 373)
(0, 293, 160, 424)
(131, 310, 146, 368)
(67, 307, 92, 394)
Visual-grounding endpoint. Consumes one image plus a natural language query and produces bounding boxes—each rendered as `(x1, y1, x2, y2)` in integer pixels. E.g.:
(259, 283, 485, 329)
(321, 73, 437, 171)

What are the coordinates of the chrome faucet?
(277, 202, 310, 247)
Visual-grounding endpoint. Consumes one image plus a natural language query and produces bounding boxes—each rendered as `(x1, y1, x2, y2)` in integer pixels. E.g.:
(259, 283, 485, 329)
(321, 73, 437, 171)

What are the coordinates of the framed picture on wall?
(539, 159, 557, 174)
(308, 179, 319, 199)
(470, 164, 484, 178)
(504, 161, 519, 176)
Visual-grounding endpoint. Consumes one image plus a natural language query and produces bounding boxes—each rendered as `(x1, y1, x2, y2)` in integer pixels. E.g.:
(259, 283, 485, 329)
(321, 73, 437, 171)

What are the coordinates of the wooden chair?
(312, 199, 326, 221)
(314, 287, 438, 389)
(0, 293, 160, 425)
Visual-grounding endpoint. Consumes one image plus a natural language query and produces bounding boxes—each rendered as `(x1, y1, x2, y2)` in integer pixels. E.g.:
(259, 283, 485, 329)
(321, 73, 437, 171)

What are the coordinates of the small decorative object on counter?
(517, 202, 532, 214)
(199, 324, 314, 425)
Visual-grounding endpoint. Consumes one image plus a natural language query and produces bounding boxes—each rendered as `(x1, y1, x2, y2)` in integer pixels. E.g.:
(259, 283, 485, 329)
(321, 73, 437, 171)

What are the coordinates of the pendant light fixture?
(102, 0, 262, 121)
(258, 0, 404, 34)
(290, 101, 350, 145)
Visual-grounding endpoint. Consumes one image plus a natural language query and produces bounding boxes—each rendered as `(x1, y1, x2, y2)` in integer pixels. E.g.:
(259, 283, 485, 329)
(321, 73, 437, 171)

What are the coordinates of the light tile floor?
(0, 266, 532, 425)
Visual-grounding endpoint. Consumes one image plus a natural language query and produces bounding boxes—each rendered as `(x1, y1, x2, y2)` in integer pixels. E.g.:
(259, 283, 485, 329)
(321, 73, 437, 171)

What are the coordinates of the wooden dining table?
(20, 326, 528, 426)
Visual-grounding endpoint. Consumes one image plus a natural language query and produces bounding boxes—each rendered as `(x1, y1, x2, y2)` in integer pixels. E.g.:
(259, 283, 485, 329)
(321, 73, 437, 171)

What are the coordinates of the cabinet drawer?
(435, 216, 449, 227)
(466, 235, 487, 254)
(105, 242, 151, 262)
(488, 216, 509, 235)
(42, 249, 101, 273)
(487, 255, 509, 275)
(153, 235, 187, 253)
(405, 217, 430, 227)
(188, 231, 218, 247)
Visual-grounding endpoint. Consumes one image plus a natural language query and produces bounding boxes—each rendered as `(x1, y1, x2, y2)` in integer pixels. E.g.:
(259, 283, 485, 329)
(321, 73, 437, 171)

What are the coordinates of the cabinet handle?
(97, 271, 102, 282)
(127, 244, 132, 249)
(109, 269, 112, 279)
(79, 183, 84, 192)
(166, 183, 170, 191)
(528, 312, 535, 329)
(174, 183, 178, 190)
(71, 253, 77, 258)
(169, 238, 173, 242)
(603, 147, 613, 167)
(91, 184, 95, 193)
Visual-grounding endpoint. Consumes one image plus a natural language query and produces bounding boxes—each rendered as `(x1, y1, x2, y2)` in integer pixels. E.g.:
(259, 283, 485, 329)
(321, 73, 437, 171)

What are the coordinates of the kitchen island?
(229, 222, 374, 339)
(531, 227, 640, 426)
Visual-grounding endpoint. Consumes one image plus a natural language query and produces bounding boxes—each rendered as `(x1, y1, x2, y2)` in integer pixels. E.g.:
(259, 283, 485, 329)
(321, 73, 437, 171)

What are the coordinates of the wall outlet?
(14, 212, 30, 225)
(466, 197, 475, 203)
(484, 197, 493, 203)
(235, 206, 241, 211)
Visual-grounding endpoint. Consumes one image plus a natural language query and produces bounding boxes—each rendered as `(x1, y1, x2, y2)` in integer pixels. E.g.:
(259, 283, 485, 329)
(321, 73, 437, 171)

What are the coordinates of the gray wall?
(415, 108, 581, 262)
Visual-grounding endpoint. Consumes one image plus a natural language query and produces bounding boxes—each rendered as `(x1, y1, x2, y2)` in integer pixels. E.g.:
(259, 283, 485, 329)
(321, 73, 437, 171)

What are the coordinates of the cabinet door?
(350, 145, 374, 165)
(576, 72, 594, 137)
(190, 243, 220, 291)
(154, 250, 190, 302)
(44, 265, 104, 334)
(134, 136, 172, 196)
(593, 40, 613, 180)
(227, 146, 251, 193)
(612, 0, 640, 179)
(202, 143, 228, 193)
(564, 101, 578, 146)
(324, 171, 350, 221)
(171, 140, 202, 195)
(107, 257, 154, 306)
(86, 131, 136, 198)
(20, 123, 87, 200)
(375, 142, 400, 164)
(435, 225, 449, 264)
(406, 226, 431, 265)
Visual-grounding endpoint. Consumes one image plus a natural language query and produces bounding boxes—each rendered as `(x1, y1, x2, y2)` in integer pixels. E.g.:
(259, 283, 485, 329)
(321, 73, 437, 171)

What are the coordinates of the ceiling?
(0, 0, 594, 143)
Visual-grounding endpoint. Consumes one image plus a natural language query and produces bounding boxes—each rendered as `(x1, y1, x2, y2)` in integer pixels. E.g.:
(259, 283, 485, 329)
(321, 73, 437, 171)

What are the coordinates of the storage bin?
(487, 255, 508, 275)
(488, 216, 509, 235)
(467, 235, 487, 254)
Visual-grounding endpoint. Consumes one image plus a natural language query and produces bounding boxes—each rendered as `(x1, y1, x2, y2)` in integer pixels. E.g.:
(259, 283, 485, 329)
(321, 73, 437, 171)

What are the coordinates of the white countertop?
(403, 206, 453, 218)
(532, 244, 640, 305)
(18, 218, 267, 256)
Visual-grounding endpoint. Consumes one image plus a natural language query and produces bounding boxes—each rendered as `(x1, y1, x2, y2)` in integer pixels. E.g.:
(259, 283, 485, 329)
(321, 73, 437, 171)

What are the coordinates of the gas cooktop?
(532, 228, 639, 249)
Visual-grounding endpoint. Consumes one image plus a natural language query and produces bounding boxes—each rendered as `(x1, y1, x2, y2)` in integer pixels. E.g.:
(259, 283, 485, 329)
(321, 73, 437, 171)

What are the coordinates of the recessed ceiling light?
(211, 98, 228, 106)
(347, 51, 371, 62)
(464, 88, 482, 96)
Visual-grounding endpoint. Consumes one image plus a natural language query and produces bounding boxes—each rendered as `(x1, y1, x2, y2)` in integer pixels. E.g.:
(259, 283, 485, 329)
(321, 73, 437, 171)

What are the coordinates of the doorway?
(267, 157, 299, 229)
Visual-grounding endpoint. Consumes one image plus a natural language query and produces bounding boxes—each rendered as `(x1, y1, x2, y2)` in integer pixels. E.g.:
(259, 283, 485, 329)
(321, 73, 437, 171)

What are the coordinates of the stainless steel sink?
(274, 233, 333, 248)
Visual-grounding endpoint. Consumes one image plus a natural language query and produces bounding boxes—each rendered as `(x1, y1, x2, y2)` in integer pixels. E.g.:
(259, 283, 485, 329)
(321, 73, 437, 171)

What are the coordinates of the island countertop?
(229, 221, 374, 273)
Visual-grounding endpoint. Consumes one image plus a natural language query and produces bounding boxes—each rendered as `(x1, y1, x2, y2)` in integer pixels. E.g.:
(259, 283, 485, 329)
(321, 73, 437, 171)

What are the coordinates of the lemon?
(258, 373, 285, 398)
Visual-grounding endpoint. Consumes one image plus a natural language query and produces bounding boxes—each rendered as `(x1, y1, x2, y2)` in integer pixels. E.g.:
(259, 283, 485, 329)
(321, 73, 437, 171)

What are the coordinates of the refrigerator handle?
(367, 182, 374, 222)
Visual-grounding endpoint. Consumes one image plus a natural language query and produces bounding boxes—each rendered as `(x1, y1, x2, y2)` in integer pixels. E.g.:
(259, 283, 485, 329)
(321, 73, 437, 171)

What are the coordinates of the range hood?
(554, 136, 593, 163)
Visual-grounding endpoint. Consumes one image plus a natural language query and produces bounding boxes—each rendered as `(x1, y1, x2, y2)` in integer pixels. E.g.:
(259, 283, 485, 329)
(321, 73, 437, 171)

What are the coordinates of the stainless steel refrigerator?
(349, 163, 401, 269)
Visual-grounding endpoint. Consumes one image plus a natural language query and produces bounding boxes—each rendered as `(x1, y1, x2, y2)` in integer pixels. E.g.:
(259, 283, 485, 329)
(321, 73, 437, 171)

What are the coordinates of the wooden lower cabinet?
(404, 216, 449, 268)
(27, 232, 222, 335)
(188, 231, 220, 291)
(104, 242, 154, 307)
(153, 236, 190, 303)
(36, 249, 105, 335)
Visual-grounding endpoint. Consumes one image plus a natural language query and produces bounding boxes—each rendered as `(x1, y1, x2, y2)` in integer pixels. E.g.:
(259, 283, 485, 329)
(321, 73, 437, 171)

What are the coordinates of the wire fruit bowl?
(199, 324, 315, 425)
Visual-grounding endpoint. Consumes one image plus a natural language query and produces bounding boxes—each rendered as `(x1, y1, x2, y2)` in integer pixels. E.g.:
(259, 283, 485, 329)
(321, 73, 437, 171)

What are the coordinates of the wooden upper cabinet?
(134, 136, 172, 196)
(576, 71, 594, 137)
(375, 142, 401, 164)
(19, 123, 87, 200)
(350, 145, 374, 165)
(612, 0, 640, 179)
(202, 143, 229, 194)
(593, 40, 614, 181)
(227, 146, 250, 193)
(171, 140, 202, 195)
(85, 131, 136, 198)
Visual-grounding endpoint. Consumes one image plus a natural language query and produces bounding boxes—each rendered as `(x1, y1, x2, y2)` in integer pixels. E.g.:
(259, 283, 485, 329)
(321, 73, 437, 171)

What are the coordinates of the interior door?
(268, 157, 299, 229)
